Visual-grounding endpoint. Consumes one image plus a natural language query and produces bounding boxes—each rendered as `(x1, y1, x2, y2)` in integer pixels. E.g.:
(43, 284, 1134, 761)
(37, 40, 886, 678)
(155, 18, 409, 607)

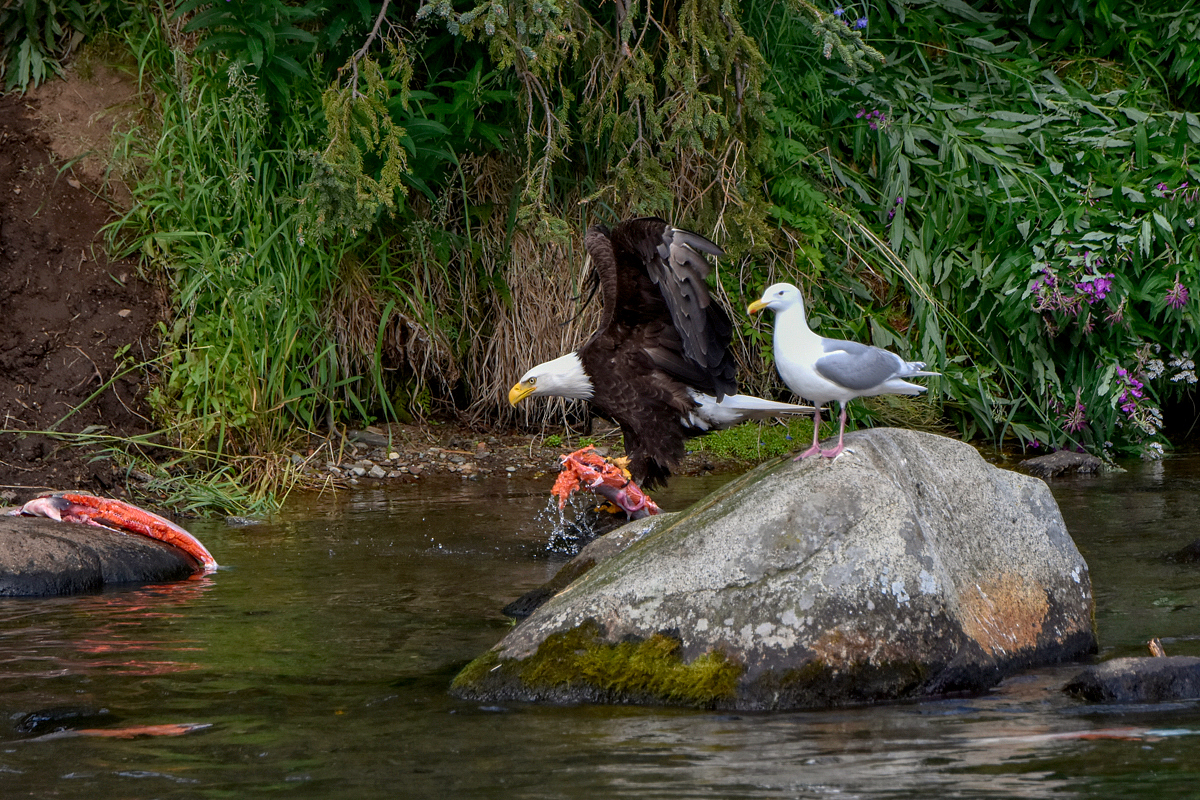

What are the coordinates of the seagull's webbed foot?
(820, 443, 847, 458)
(818, 405, 849, 459)
(794, 444, 824, 460)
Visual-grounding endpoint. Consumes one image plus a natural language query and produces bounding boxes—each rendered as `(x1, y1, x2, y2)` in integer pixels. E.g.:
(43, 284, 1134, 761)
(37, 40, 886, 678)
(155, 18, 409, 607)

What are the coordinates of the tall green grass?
(106, 24, 359, 459)
(743, 0, 1199, 458)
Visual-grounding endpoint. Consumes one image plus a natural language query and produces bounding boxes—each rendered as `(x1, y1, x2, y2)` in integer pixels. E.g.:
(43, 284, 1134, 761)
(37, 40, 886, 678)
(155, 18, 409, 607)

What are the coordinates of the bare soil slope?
(0, 89, 159, 497)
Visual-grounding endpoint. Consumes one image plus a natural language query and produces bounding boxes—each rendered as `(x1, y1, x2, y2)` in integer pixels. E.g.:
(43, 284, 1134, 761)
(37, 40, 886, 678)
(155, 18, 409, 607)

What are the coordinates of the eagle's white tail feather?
(687, 391, 814, 430)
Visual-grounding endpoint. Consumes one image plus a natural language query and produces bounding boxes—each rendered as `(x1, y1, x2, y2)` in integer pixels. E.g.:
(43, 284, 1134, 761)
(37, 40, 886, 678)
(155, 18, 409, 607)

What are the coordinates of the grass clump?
(691, 418, 813, 462)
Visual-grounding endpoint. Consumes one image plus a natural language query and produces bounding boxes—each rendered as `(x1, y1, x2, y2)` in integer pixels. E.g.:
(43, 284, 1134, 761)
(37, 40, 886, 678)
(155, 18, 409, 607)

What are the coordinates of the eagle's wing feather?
(583, 225, 620, 335)
(607, 218, 736, 399)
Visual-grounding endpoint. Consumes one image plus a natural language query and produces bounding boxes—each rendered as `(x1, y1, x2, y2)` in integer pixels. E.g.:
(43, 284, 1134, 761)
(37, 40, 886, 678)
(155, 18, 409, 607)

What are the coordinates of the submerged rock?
(1064, 657, 1200, 703)
(454, 428, 1097, 710)
(504, 514, 660, 618)
(1018, 450, 1102, 479)
(0, 515, 196, 596)
(1172, 540, 1200, 562)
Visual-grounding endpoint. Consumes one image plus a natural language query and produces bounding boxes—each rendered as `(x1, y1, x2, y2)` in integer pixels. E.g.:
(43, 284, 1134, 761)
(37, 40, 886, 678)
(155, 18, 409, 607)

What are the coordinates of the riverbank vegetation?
(2, 0, 1197, 508)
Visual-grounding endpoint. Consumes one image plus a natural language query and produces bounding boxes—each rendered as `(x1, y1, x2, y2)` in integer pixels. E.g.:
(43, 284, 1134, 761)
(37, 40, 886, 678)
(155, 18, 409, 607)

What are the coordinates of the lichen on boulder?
(453, 429, 1097, 709)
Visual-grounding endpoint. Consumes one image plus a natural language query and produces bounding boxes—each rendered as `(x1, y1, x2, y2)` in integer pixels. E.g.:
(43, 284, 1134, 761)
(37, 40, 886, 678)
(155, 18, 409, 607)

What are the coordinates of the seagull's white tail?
(902, 360, 940, 378)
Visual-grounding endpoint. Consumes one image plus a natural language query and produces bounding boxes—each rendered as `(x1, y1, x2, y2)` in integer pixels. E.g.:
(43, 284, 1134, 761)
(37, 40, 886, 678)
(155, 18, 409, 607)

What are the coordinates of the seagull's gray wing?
(814, 340, 906, 392)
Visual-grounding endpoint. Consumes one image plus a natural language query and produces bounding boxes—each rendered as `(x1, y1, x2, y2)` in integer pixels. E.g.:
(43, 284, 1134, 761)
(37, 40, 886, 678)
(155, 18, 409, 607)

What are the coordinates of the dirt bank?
(0, 86, 159, 501)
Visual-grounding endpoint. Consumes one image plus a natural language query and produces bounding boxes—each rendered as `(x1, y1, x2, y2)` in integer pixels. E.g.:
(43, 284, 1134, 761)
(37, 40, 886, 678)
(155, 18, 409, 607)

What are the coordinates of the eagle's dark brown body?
(577, 218, 737, 487)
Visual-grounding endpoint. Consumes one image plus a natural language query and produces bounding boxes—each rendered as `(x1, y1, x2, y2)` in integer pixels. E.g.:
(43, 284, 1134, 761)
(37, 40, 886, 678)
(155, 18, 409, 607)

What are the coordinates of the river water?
(1, 455, 1199, 798)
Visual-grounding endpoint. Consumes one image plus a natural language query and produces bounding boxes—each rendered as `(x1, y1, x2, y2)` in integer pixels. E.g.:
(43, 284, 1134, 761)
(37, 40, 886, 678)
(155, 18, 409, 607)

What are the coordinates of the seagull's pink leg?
(821, 404, 849, 458)
(796, 407, 825, 460)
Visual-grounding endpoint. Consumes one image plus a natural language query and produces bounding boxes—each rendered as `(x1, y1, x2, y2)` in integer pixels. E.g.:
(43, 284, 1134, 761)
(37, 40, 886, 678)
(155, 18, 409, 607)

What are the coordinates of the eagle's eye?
(528, 377, 537, 385)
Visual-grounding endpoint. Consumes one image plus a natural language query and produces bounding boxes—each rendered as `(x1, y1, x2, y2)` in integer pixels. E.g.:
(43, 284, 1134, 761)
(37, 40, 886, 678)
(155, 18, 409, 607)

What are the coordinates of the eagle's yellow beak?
(747, 299, 768, 315)
(508, 381, 536, 406)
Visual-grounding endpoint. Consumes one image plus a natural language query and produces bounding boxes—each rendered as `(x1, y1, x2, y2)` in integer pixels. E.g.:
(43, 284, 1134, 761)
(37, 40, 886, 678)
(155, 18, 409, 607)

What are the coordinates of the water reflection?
(0, 462, 1198, 797)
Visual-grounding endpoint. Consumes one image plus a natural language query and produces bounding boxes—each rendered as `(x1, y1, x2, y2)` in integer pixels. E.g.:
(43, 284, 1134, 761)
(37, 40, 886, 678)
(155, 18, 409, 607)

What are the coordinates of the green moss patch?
(452, 621, 743, 708)
(690, 418, 813, 461)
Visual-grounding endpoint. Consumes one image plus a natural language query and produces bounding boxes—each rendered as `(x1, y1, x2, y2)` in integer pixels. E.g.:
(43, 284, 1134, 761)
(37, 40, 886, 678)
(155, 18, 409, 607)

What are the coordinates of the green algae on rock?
(453, 621, 742, 707)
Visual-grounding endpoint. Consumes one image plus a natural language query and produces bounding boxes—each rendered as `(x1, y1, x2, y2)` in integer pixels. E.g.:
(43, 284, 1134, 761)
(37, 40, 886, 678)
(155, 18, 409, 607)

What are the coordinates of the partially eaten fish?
(551, 447, 661, 520)
(8, 492, 218, 573)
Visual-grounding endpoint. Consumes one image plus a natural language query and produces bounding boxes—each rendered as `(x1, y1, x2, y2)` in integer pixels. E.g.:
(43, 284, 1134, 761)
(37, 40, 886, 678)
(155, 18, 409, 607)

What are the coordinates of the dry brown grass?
(456, 154, 601, 430)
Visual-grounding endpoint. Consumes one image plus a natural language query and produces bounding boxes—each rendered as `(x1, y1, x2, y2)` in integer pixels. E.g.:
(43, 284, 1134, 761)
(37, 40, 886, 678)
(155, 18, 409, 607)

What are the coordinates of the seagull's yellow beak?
(508, 381, 536, 406)
(747, 299, 768, 315)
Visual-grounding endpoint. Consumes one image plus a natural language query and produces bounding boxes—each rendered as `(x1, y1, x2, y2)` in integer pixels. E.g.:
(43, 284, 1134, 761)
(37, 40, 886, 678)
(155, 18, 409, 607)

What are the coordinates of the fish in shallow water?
(9, 492, 218, 573)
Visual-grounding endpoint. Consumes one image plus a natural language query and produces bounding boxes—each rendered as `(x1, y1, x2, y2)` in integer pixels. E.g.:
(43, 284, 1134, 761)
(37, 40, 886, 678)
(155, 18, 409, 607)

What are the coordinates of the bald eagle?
(508, 217, 812, 488)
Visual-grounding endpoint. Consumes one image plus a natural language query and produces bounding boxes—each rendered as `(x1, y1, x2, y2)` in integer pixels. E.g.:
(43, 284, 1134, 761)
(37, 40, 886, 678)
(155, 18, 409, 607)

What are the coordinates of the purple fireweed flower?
(1105, 297, 1127, 326)
(1074, 272, 1115, 304)
(858, 109, 887, 130)
(1166, 276, 1189, 310)
(1061, 390, 1087, 434)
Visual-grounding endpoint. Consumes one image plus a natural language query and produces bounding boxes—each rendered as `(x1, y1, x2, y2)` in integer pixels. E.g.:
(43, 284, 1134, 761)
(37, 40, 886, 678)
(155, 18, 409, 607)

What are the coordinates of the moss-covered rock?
(454, 429, 1097, 709)
(453, 620, 742, 707)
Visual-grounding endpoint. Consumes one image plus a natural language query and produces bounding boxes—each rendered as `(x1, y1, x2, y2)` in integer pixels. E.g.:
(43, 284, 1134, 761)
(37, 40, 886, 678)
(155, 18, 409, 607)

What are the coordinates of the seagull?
(747, 282, 938, 459)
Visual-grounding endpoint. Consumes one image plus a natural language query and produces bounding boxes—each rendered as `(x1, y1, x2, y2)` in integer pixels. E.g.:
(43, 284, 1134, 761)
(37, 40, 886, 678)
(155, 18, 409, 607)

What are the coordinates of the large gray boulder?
(0, 515, 196, 596)
(454, 428, 1096, 709)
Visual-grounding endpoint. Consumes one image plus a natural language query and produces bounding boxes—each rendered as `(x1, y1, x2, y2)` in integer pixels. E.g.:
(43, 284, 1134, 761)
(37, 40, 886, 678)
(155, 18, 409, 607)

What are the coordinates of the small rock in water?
(15, 706, 115, 734)
(1019, 450, 1102, 479)
(1064, 656, 1200, 703)
(1172, 540, 1200, 562)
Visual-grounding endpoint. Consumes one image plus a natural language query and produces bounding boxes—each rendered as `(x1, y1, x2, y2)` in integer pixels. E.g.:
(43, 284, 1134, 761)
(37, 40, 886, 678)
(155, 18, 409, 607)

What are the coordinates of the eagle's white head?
(508, 352, 595, 405)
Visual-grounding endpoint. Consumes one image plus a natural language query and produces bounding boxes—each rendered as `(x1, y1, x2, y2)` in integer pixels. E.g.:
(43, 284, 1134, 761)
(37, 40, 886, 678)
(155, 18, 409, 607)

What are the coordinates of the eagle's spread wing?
(596, 217, 736, 399)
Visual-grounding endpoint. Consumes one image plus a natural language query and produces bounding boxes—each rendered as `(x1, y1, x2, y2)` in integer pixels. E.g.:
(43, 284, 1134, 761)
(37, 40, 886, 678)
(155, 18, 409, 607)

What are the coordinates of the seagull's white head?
(508, 352, 594, 405)
(747, 282, 804, 316)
